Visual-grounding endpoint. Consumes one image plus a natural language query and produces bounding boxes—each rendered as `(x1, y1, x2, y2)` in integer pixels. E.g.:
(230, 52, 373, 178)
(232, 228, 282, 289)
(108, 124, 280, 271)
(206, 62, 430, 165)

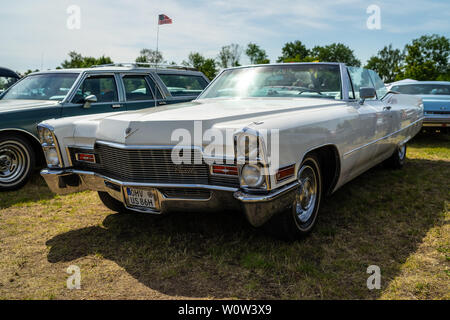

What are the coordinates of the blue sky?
(1, 0, 449, 73)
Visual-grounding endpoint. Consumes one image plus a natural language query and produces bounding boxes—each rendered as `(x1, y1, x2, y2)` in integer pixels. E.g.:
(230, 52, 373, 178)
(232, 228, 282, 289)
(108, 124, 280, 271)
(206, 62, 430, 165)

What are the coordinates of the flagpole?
(155, 16, 159, 108)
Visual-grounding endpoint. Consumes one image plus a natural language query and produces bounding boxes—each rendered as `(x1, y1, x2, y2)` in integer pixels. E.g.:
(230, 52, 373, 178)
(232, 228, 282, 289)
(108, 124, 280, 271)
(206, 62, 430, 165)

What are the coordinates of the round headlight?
(44, 147, 60, 167)
(241, 164, 264, 187)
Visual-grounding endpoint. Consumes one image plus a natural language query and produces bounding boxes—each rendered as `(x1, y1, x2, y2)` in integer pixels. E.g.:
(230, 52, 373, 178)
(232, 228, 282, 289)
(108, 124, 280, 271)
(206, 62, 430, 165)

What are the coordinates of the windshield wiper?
(262, 85, 323, 95)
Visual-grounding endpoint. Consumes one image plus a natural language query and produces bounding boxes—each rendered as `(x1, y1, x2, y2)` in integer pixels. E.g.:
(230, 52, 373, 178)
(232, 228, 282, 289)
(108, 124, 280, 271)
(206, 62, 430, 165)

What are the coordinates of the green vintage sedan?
(0, 64, 209, 190)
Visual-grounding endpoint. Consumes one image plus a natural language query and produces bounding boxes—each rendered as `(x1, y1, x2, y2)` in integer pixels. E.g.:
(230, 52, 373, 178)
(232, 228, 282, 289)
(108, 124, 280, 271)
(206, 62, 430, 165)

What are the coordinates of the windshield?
(199, 64, 342, 100)
(1, 73, 79, 101)
(391, 84, 450, 95)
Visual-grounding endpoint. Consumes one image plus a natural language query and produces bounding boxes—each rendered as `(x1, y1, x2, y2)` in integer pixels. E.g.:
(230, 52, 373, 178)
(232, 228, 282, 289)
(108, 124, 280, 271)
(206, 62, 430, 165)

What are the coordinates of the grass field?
(0, 132, 449, 300)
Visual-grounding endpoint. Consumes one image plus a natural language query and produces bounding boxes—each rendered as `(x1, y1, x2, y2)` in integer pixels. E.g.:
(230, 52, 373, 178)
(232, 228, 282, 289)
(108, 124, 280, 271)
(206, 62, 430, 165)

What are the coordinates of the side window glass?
(368, 70, 388, 99)
(146, 76, 163, 100)
(347, 67, 375, 100)
(123, 75, 154, 101)
(158, 74, 208, 97)
(72, 75, 118, 103)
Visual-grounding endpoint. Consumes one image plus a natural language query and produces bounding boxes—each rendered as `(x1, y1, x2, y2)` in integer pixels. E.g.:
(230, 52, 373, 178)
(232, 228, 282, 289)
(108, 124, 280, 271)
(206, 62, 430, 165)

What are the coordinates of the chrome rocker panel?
(41, 169, 299, 227)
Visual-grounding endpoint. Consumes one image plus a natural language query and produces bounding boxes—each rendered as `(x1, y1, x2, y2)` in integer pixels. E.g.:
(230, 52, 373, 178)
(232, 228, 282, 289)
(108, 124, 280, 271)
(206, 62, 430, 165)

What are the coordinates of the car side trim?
(344, 116, 424, 157)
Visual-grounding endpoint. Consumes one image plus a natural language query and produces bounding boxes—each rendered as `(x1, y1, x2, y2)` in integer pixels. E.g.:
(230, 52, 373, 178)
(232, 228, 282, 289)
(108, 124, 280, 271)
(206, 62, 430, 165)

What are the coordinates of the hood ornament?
(125, 127, 139, 139)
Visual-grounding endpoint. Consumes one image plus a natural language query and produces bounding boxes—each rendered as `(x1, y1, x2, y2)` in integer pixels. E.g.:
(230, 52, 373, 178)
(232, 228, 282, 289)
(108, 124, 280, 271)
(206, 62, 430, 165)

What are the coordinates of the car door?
(120, 74, 156, 111)
(347, 67, 392, 176)
(367, 69, 397, 154)
(61, 73, 124, 117)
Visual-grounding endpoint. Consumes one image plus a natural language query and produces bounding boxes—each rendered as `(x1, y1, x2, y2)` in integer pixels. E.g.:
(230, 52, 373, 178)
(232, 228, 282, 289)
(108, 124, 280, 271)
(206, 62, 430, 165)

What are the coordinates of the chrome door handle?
(383, 106, 392, 111)
(158, 101, 167, 105)
(112, 104, 122, 108)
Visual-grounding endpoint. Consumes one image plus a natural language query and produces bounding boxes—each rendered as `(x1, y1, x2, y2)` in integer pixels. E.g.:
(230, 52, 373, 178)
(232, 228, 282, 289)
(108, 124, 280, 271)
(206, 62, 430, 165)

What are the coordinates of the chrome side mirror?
(359, 87, 376, 105)
(83, 94, 97, 109)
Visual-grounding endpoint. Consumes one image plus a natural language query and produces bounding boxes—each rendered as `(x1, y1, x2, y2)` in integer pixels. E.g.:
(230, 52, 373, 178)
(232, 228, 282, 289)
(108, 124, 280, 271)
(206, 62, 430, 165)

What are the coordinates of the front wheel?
(264, 154, 322, 240)
(0, 135, 35, 191)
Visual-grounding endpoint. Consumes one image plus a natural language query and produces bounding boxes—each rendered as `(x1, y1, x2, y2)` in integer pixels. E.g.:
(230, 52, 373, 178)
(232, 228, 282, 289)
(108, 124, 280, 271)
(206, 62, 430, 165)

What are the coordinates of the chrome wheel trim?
(0, 141, 30, 185)
(398, 144, 406, 160)
(295, 164, 318, 224)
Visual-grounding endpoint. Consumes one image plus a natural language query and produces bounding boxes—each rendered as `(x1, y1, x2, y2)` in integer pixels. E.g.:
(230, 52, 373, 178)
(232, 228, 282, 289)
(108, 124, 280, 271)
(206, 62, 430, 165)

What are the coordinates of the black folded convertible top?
(0, 67, 19, 78)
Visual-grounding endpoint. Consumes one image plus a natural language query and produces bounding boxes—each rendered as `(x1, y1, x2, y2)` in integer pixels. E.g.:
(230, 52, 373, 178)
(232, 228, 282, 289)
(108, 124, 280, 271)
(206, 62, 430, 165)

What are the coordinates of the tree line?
(51, 34, 450, 83)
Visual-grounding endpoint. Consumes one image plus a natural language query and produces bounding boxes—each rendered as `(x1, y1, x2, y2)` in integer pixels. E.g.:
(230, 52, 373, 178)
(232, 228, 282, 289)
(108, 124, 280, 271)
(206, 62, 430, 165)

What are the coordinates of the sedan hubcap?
(0, 142, 26, 184)
(398, 144, 406, 160)
(295, 165, 317, 223)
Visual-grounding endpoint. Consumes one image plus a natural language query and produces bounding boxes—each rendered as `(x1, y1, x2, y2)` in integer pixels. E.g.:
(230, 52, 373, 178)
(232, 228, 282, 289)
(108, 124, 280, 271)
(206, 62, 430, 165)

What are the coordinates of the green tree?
(245, 43, 269, 64)
(23, 69, 40, 76)
(399, 34, 450, 81)
(135, 48, 164, 64)
(218, 44, 242, 68)
(182, 52, 218, 80)
(61, 51, 113, 68)
(277, 40, 309, 62)
(310, 43, 361, 67)
(365, 44, 404, 82)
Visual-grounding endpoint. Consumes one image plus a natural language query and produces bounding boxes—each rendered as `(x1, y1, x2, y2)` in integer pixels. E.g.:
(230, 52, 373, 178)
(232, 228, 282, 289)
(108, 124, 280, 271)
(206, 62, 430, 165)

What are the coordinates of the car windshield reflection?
(1, 73, 79, 101)
(199, 64, 342, 100)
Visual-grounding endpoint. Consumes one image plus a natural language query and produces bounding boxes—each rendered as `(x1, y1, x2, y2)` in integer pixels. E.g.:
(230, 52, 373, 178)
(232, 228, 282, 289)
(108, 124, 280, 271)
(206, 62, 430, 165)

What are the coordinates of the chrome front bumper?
(41, 169, 298, 227)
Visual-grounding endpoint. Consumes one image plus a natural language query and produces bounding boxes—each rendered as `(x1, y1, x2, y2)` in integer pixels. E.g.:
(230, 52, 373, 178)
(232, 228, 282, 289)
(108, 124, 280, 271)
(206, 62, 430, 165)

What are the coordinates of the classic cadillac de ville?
(38, 63, 424, 239)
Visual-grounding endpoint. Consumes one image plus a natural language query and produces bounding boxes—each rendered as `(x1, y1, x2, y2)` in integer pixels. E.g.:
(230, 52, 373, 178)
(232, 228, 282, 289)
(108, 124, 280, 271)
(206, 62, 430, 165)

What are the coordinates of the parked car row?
(35, 62, 424, 239)
(0, 63, 209, 190)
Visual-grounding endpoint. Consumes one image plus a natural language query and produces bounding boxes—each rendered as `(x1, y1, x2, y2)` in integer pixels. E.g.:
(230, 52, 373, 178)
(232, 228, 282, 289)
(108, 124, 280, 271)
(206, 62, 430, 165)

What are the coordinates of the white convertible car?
(38, 63, 423, 239)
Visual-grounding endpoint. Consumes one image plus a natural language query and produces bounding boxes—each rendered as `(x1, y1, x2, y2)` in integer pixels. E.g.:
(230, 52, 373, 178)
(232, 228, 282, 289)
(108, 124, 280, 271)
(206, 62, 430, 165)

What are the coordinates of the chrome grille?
(160, 188, 211, 199)
(209, 175, 240, 188)
(95, 144, 209, 184)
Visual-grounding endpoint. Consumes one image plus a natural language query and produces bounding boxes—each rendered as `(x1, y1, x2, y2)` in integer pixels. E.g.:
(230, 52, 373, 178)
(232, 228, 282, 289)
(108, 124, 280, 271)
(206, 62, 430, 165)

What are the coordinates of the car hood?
(419, 95, 450, 112)
(59, 97, 345, 148)
(0, 99, 60, 113)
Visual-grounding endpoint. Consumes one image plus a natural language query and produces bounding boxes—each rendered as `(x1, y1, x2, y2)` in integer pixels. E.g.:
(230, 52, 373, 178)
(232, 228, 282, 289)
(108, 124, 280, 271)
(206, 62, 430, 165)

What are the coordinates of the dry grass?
(0, 132, 448, 300)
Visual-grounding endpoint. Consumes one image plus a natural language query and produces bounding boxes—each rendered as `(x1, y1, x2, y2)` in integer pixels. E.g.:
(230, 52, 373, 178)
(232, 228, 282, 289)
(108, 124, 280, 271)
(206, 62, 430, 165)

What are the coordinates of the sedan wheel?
(292, 156, 322, 233)
(384, 143, 407, 169)
(0, 136, 35, 191)
(264, 154, 322, 240)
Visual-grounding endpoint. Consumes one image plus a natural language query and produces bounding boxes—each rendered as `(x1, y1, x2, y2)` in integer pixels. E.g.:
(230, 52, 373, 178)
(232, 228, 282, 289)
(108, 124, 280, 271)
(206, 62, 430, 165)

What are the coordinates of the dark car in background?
(0, 63, 209, 191)
(0, 67, 20, 94)
(388, 80, 450, 132)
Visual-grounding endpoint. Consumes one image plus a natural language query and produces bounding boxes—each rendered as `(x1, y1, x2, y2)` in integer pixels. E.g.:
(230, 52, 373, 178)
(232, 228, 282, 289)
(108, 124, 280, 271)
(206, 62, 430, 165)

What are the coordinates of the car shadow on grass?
(45, 157, 449, 299)
(0, 171, 55, 210)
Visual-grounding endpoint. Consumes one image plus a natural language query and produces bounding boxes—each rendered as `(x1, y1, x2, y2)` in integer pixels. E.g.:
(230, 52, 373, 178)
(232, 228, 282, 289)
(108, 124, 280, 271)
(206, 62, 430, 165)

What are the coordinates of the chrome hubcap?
(398, 144, 406, 160)
(295, 165, 317, 223)
(0, 142, 27, 184)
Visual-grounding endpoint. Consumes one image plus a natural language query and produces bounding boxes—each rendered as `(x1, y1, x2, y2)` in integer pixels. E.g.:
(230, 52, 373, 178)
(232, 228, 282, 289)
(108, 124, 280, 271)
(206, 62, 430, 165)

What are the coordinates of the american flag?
(158, 14, 172, 25)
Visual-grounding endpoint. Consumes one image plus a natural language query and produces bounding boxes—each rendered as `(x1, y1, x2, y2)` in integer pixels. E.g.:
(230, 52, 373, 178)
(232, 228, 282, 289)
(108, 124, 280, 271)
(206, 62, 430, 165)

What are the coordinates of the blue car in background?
(388, 80, 450, 132)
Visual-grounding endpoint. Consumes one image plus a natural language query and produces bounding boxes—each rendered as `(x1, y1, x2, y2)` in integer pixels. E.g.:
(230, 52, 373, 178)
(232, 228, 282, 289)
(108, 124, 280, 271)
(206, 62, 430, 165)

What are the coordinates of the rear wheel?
(0, 135, 35, 191)
(385, 144, 406, 169)
(264, 154, 322, 240)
